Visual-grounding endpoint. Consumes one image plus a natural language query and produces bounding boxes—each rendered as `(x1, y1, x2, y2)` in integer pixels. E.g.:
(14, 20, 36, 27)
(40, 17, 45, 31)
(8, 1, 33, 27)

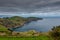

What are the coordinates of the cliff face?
(0, 16, 43, 28)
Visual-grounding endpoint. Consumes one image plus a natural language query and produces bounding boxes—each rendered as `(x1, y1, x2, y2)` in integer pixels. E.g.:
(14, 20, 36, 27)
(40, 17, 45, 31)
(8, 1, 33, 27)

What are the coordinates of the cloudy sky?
(0, 0, 60, 17)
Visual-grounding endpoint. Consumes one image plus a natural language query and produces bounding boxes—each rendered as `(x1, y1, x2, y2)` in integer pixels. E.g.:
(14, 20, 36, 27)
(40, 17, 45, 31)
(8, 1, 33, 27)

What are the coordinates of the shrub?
(49, 26, 60, 40)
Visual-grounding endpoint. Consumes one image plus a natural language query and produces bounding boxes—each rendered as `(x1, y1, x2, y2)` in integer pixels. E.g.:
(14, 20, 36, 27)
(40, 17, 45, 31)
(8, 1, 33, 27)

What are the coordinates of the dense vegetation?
(49, 26, 60, 40)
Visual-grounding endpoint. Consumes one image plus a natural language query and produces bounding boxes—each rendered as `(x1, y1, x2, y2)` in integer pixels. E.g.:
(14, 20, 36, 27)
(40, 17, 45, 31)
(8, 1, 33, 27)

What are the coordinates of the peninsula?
(0, 16, 43, 29)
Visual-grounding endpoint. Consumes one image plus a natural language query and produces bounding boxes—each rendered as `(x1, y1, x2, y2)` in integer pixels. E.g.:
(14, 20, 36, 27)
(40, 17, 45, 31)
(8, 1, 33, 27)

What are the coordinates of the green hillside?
(0, 25, 8, 31)
(0, 16, 42, 28)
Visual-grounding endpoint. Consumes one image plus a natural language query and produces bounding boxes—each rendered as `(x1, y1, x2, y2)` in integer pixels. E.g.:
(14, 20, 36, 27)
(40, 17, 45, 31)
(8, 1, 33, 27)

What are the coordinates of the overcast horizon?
(0, 0, 60, 17)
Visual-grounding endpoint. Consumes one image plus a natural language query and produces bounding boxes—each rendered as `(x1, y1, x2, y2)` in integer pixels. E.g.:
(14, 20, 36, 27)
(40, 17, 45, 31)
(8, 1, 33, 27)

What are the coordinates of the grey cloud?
(0, 0, 60, 13)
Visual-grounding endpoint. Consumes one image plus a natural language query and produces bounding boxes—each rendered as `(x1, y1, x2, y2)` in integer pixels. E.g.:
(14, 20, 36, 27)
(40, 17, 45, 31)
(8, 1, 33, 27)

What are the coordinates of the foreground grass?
(0, 35, 53, 40)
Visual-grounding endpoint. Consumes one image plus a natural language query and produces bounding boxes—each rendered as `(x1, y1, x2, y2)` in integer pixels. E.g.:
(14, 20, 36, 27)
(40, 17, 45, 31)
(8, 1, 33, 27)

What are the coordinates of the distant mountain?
(0, 15, 12, 18)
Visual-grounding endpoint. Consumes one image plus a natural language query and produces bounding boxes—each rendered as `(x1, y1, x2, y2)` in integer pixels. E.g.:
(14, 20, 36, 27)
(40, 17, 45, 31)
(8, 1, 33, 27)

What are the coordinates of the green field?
(0, 36, 53, 40)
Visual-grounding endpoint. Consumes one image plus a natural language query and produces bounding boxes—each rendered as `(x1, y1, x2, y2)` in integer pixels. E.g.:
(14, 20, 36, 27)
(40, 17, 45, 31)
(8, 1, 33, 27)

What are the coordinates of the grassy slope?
(0, 25, 8, 31)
